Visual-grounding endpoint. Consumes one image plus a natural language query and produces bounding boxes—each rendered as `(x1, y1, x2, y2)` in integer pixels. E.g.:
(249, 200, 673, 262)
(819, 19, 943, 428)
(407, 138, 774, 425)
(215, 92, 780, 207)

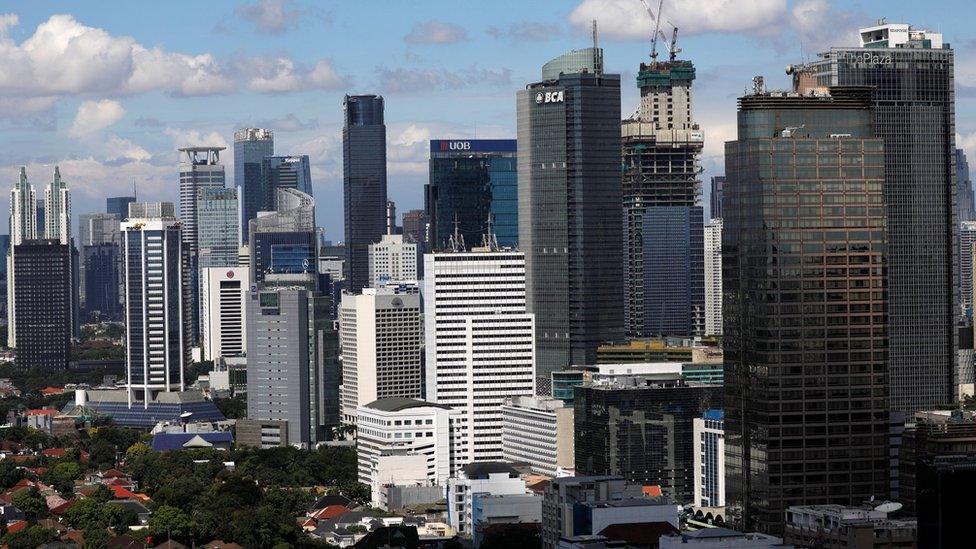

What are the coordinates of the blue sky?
(1, 0, 975, 239)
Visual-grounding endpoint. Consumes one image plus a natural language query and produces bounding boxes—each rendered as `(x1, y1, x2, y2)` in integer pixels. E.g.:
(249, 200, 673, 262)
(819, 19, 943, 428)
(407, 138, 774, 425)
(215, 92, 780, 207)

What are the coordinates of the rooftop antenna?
(592, 19, 598, 49)
(481, 214, 499, 252)
(449, 213, 465, 253)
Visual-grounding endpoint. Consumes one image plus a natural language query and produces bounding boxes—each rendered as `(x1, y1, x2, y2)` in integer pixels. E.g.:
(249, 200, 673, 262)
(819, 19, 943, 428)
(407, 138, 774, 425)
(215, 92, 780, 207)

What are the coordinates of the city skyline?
(3, 1, 976, 240)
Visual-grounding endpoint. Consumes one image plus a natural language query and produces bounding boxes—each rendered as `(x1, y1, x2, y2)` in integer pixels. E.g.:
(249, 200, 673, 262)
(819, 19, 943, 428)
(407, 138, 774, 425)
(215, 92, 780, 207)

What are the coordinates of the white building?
(704, 218, 722, 336)
(368, 234, 417, 287)
(693, 410, 725, 508)
(501, 395, 574, 477)
(659, 529, 784, 548)
(447, 462, 530, 538)
(424, 247, 535, 467)
(960, 221, 976, 316)
(356, 397, 461, 507)
(200, 267, 249, 360)
(340, 288, 423, 425)
(858, 21, 943, 49)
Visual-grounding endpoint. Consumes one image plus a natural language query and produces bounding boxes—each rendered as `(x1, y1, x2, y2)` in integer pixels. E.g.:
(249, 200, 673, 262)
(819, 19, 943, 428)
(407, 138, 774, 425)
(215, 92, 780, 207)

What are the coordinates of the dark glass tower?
(234, 128, 274, 243)
(809, 23, 956, 416)
(710, 176, 725, 219)
(263, 155, 312, 208)
(82, 243, 122, 321)
(12, 239, 71, 369)
(106, 196, 136, 219)
(642, 206, 704, 336)
(724, 87, 889, 534)
(517, 46, 623, 380)
(343, 94, 387, 294)
(426, 139, 518, 250)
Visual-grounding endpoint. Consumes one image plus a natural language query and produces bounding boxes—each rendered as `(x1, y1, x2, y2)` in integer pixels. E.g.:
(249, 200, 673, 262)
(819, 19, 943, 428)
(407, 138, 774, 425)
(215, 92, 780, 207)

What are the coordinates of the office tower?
(0, 234, 8, 323)
(235, 128, 274, 243)
(343, 94, 387, 294)
(809, 22, 955, 416)
(426, 139, 518, 249)
(339, 288, 423, 425)
(44, 166, 70, 246)
(704, 218, 723, 335)
(200, 267, 249, 360)
(898, 410, 976, 513)
(917, 455, 976, 548)
(249, 188, 318, 288)
(106, 196, 136, 219)
(35, 200, 44, 239)
(246, 286, 338, 446)
(238, 245, 250, 268)
(958, 149, 974, 222)
(368, 234, 417, 287)
(355, 398, 460, 491)
(423, 244, 535, 465)
(517, 44, 623, 378)
(128, 202, 175, 219)
(11, 239, 71, 368)
(7, 168, 37, 348)
(78, 213, 120, 247)
(385, 200, 397, 235)
(622, 54, 704, 338)
(724, 87, 889, 533)
(575, 378, 722, 504)
(122, 208, 185, 401)
(401, 209, 428, 244)
(197, 187, 240, 269)
(693, 410, 725, 508)
(710, 176, 725, 219)
(501, 395, 574, 477)
(82, 243, 122, 321)
(961, 221, 976, 318)
(542, 476, 658, 549)
(263, 155, 312, 208)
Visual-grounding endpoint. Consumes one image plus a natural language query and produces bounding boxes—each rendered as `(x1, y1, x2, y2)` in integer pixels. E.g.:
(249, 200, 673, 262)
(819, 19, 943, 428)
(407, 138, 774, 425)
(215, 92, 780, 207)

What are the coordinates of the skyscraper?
(12, 239, 71, 369)
(7, 167, 37, 348)
(401, 209, 428, 245)
(82, 243, 122, 321)
(343, 94, 387, 294)
(44, 167, 70, 245)
(385, 199, 397, 235)
(200, 267, 249, 360)
(368, 234, 417, 287)
(78, 213, 120, 247)
(106, 196, 136, 219)
(426, 139, 518, 250)
(704, 218, 723, 336)
(249, 188, 318, 288)
(957, 149, 974, 222)
(263, 154, 312, 208)
(808, 22, 956, 415)
(235, 128, 274, 243)
(35, 199, 44, 239)
(122, 206, 185, 402)
(724, 86, 889, 533)
(196, 187, 240, 269)
(517, 45, 623, 378)
(961, 221, 976, 318)
(622, 55, 704, 338)
(423, 244, 535, 466)
(710, 176, 725, 219)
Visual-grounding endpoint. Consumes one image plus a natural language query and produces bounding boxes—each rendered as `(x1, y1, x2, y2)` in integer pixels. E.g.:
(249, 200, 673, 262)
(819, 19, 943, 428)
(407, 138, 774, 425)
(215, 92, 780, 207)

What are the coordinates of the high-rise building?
(0, 234, 9, 323)
(200, 267, 249, 360)
(106, 196, 136, 220)
(424, 245, 535, 465)
(235, 128, 274, 243)
(7, 167, 37, 348)
(704, 218, 723, 335)
(339, 288, 423, 425)
(249, 188, 318, 288)
(960, 221, 976, 318)
(122, 208, 185, 401)
(710, 176, 725, 220)
(809, 22, 956, 416)
(368, 234, 417, 287)
(343, 94, 387, 294)
(35, 199, 44, 239)
(263, 155, 312, 209)
(724, 86, 889, 533)
(622, 54, 704, 338)
(44, 167, 70, 246)
(128, 202, 175, 219)
(78, 213, 120, 247)
(501, 395, 574, 477)
(401, 209, 428, 245)
(575, 378, 722, 504)
(12, 239, 71, 368)
(426, 139, 518, 250)
(917, 455, 976, 548)
(517, 45, 623, 378)
(246, 286, 338, 446)
(957, 149, 975, 223)
(693, 410, 725, 508)
(196, 187, 240, 269)
(385, 199, 397, 235)
(542, 476, 662, 549)
(82, 243, 122, 321)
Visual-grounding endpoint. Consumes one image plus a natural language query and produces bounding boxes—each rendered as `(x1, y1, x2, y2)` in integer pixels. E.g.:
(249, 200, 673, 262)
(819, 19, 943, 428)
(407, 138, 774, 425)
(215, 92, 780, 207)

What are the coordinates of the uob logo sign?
(440, 141, 471, 151)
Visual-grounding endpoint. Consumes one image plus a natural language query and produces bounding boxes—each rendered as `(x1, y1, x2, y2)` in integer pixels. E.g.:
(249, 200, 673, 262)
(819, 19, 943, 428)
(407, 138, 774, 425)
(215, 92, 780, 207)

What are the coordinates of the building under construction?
(621, 25, 705, 338)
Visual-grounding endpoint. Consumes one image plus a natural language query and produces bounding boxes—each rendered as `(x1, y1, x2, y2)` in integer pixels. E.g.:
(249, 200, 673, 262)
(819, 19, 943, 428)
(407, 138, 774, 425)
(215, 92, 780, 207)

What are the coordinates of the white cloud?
(404, 20, 468, 45)
(958, 132, 976, 160)
(242, 56, 347, 94)
(105, 135, 152, 162)
(375, 66, 511, 94)
(569, 0, 787, 40)
(236, 0, 302, 34)
(0, 13, 18, 34)
(68, 99, 125, 137)
(163, 127, 229, 150)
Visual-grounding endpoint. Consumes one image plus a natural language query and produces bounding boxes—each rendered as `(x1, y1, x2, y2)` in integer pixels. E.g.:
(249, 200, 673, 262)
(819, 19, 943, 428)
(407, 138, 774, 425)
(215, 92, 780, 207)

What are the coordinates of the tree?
(45, 461, 82, 494)
(3, 524, 56, 549)
(11, 487, 48, 520)
(83, 526, 111, 549)
(214, 396, 247, 419)
(147, 505, 194, 544)
(63, 497, 104, 529)
(0, 460, 25, 490)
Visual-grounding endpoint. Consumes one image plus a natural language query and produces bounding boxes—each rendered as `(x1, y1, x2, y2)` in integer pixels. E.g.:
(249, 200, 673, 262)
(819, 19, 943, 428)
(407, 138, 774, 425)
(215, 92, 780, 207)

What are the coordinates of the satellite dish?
(180, 412, 193, 419)
(874, 502, 903, 514)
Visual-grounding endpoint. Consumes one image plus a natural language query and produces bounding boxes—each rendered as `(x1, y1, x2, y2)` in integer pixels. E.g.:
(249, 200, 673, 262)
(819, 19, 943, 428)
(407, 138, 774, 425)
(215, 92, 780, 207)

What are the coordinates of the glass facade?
(106, 196, 135, 219)
(426, 139, 517, 250)
(196, 187, 240, 269)
(641, 205, 704, 336)
(264, 155, 312, 207)
(234, 129, 274, 243)
(724, 89, 889, 534)
(343, 95, 387, 293)
(82, 243, 122, 321)
(517, 56, 624, 379)
(12, 239, 71, 369)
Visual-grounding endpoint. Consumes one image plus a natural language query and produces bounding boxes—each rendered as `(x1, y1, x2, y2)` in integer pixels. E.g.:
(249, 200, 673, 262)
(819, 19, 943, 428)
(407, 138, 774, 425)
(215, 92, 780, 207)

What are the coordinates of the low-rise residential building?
(784, 504, 916, 549)
(660, 528, 787, 548)
(471, 493, 542, 549)
(501, 395, 574, 476)
(447, 462, 529, 539)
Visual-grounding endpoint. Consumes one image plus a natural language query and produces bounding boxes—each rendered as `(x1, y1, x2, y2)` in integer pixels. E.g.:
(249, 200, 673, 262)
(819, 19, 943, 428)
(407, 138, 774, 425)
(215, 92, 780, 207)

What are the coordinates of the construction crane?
(638, 0, 664, 62)
(661, 25, 681, 61)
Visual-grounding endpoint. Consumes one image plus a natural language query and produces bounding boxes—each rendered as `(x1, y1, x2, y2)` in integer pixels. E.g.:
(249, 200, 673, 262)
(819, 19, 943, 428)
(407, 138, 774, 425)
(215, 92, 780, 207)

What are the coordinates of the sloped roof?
(151, 431, 233, 451)
(365, 397, 452, 412)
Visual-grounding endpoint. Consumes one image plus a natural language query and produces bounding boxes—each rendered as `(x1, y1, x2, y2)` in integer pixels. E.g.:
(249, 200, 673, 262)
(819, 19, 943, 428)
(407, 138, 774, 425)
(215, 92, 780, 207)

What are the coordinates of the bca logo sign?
(535, 91, 565, 104)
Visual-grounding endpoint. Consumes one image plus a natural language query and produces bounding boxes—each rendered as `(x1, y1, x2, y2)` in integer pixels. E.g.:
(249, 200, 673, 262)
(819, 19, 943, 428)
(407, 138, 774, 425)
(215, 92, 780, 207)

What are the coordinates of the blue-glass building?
(343, 95, 387, 293)
(642, 206, 704, 337)
(82, 243, 122, 321)
(234, 129, 274, 243)
(264, 155, 312, 206)
(106, 196, 136, 219)
(426, 139, 517, 250)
